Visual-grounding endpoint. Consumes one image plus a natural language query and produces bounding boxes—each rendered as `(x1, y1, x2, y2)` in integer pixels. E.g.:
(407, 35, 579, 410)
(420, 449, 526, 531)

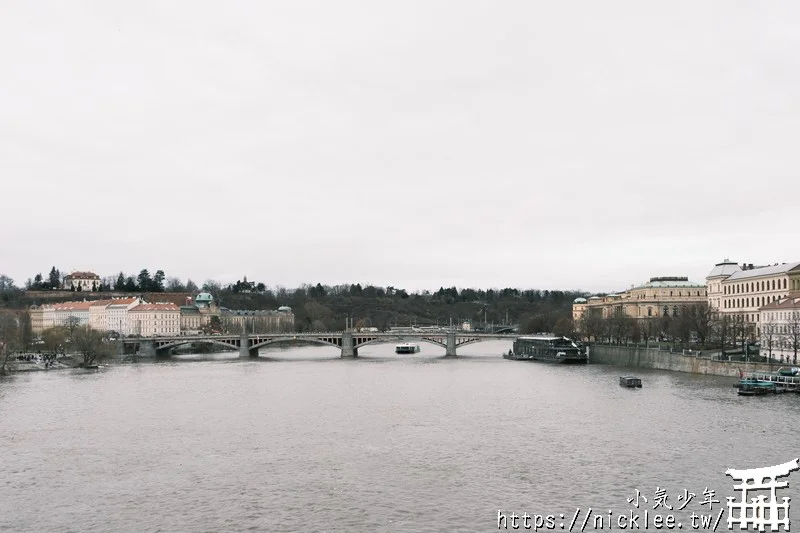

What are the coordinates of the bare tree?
(684, 303, 713, 345)
(165, 277, 186, 292)
(552, 316, 574, 338)
(72, 326, 113, 366)
(65, 316, 82, 338)
(762, 322, 778, 361)
(41, 327, 69, 355)
(712, 313, 731, 357)
(0, 313, 21, 375)
(579, 312, 604, 342)
(785, 311, 800, 365)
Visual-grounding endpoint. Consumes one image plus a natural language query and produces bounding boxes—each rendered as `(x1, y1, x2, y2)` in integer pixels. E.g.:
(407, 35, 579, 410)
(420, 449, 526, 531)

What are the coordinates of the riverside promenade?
(589, 344, 784, 378)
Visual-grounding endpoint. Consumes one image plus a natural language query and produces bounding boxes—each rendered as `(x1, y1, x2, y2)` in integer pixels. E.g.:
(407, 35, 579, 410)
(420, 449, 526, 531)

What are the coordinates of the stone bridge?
(122, 331, 516, 358)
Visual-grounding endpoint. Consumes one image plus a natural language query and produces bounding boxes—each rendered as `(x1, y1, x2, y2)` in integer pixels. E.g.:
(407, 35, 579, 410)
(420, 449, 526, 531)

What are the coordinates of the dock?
(746, 371, 800, 393)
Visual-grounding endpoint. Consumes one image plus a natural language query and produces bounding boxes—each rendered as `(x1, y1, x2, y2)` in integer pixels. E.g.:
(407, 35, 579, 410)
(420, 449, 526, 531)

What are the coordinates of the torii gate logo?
(726, 458, 799, 531)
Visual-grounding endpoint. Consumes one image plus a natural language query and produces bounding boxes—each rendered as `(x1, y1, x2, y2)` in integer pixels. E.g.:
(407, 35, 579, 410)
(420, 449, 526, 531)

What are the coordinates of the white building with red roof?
(62, 271, 101, 291)
(129, 303, 180, 337)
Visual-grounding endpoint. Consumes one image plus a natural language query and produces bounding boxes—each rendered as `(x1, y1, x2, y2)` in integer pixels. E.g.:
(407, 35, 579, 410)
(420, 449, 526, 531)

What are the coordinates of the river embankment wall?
(588, 345, 781, 378)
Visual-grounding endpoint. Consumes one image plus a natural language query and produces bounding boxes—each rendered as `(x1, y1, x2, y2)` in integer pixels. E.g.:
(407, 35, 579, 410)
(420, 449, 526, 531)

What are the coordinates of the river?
(1, 340, 799, 532)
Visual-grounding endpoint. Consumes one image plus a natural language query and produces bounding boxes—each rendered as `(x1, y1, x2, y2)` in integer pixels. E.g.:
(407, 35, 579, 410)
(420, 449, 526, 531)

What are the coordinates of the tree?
(762, 322, 778, 361)
(41, 327, 69, 355)
(72, 326, 114, 366)
(0, 275, 16, 291)
(153, 270, 165, 292)
(785, 311, 800, 365)
(202, 280, 222, 297)
(553, 316, 575, 338)
(137, 269, 152, 292)
(0, 312, 21, 375)
(684, 303, 713, 345)
(65, 316, 82, 337)
(166, 277, 185, 292)
(32, 273, 44, 289)
(115, 272, 126, 291)
(579, 312, 604, 342)
(185, 279, 199, 293)
(124, 276, 137, 292)
(713, 313, 731, 356)
(48, 267, 61, 289)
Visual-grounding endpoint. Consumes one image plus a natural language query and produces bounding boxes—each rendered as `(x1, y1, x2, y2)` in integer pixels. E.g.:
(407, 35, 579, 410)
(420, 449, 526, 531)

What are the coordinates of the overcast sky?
(2, 1, 798, 294)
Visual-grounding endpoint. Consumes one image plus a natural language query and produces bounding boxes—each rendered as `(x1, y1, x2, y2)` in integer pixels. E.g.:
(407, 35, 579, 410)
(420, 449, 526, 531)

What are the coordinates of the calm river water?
(2, 340, 799, 532)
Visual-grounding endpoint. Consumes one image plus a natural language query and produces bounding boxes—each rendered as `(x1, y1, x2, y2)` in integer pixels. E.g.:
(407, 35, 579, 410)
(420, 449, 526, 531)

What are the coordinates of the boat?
(778, 367, 800, 376)
(737, 379, 777, 396)
(505, 335, 587, 364)
(395, 343, 421, 354)
(620, 376, 642, 388)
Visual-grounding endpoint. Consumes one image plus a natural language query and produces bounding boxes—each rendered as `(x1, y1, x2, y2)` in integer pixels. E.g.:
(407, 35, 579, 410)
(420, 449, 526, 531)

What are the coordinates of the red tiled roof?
(89, 299, 115, 307)
(51, 301, 93, 311)
(130, 303, 179, 312)
(64, 271, 100, 280)
(760, 297, 800, 310)
(107, 297, 140, 306)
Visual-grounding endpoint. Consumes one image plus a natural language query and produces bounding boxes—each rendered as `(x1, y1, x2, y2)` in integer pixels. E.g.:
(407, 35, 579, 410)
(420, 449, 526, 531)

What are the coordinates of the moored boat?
(619, 376, 642, 388)
(505, 335, 587, 364)
(737, 379, 776, 396)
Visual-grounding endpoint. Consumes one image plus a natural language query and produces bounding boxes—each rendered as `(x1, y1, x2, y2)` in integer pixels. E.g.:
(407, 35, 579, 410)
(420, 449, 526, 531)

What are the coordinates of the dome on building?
(634, 276, 705, 289)
(706, 259, 741, 279)
(573, 297, 587, 304)
(195, 292, 214, 307)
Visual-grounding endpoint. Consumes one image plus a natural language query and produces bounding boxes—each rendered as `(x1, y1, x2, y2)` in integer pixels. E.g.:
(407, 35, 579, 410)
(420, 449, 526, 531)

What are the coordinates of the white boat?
(395, 343, 421, 354)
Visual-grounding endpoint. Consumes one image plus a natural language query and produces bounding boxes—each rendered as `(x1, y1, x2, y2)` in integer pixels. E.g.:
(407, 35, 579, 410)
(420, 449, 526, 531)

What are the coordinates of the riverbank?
(6, 355, 82, 373)
(589, 344, 781, 377)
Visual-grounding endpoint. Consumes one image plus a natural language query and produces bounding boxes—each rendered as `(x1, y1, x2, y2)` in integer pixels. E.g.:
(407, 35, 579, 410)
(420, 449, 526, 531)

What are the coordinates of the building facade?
(573, 276, 707, 322)
(106, 297, 142, 336)
(62, 271, 101, 291)
(706, 260, 800, 337)
(759, 296, 800, 363)
(129, 303, 181, 337)
(219, 306, 295, 333)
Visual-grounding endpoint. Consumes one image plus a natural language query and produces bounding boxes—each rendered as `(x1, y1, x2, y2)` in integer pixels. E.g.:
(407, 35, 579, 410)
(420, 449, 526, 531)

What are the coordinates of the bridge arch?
(250, 337, 342, 351)
(353, 336, 448, 350)
(155, 339, 239, 353)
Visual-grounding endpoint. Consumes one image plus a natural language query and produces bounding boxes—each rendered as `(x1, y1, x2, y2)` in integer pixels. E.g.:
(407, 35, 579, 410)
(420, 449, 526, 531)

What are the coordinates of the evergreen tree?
(115, 272, 125, 291)
(48, 267, 60, 289)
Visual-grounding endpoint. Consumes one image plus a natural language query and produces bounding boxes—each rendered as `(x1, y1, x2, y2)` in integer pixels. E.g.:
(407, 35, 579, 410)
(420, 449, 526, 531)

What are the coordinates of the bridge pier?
(445, 333, 457, 357)
(239, 334, 257, 357)
(341, 332, 357, 358)
(138, 340, 157, 357)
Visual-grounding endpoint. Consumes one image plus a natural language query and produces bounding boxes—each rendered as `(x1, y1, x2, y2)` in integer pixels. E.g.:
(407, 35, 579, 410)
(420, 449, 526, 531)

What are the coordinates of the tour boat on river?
(395, 343, 421, 354)
(504, 335, 587, 364)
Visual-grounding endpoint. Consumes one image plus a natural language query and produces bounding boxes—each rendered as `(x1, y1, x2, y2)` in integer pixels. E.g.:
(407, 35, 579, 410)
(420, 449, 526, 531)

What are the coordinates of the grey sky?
(2, 1, 798, 294)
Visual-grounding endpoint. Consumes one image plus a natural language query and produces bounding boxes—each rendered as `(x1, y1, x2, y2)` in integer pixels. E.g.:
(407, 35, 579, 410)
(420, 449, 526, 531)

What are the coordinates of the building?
(179, 306, 203, 333)
(573, 276, 707, 322)
(88, 299, 115, 331)
(572, 298, 587, 322)
(705, 260, 800, 337)
(219, 306, 295, 333)
(106, 297, 142, 336)
(62, 271, 101, 291)
(129, 303, 181, 337)
(52, 301, 92, 327)
(759, 296, 800, 363)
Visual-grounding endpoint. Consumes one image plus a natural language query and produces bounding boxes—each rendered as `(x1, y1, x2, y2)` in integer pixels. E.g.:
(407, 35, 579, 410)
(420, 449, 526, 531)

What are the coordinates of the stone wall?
(588, 344, 781, 377)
